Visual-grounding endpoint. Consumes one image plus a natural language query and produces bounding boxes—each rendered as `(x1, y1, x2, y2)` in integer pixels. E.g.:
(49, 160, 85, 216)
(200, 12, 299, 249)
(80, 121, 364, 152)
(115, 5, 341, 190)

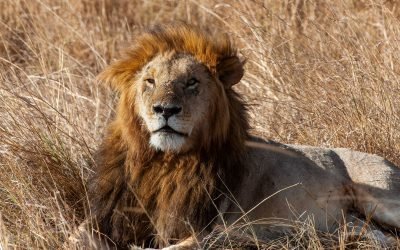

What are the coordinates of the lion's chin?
(150, 132, 187, 152)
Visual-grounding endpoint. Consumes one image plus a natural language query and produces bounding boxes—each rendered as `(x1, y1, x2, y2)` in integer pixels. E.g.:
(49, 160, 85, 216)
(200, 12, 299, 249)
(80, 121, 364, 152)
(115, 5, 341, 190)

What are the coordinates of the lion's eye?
(187, 78, 199, 88)
(145, 78, 155, 85)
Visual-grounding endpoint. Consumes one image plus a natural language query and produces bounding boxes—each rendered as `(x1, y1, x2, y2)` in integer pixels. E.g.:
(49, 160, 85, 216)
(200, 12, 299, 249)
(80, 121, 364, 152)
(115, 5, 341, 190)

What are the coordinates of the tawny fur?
(89, 24, 248, 248)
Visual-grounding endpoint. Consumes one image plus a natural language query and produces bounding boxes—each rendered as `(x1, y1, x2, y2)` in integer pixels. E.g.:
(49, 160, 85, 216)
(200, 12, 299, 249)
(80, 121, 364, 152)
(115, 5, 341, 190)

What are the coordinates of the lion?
(85, 24, 400, 249)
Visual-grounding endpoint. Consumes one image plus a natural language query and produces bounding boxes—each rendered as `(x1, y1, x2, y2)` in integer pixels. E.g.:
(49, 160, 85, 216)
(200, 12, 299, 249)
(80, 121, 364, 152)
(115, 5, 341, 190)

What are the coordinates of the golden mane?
(98, 23, 240, 92)
(89, 24, 249, 248)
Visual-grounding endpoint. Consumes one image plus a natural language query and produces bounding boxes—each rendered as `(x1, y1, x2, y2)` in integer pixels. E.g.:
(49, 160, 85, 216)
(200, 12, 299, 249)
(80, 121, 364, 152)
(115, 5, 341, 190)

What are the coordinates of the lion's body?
(86, 24, 400, 249)
(225, 138, 400, 238)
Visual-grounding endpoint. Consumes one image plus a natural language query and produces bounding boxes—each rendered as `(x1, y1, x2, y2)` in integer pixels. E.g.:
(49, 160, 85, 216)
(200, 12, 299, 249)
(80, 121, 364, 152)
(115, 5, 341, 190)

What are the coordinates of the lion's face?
(135, 52, 218, 152)
(99, 25, 245, 153)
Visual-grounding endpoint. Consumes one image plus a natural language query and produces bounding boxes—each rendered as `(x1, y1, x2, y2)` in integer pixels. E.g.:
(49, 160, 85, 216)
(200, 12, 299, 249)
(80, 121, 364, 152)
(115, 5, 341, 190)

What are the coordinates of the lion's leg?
(352, 184, 400, 229)
(161, 237, 198, 250)
(66, 220, 117, 249)
(334, 149, 400, 229)
(344, 215, 397, 247)
(129, 236, 198, 250)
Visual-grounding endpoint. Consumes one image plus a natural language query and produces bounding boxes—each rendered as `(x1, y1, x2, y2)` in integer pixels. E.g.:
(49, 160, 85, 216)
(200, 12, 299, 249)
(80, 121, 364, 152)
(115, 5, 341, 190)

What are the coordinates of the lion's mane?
(89, 24, 249, 248)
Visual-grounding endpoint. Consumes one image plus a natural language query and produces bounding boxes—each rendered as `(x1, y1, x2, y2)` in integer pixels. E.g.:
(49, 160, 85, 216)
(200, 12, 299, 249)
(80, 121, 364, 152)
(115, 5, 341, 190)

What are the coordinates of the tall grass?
(1, 0, 399, 248)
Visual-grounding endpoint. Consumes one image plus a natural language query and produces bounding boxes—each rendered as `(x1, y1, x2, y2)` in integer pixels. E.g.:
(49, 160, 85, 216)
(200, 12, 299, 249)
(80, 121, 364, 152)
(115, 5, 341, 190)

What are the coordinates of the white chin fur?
(150, 133, 186, 152)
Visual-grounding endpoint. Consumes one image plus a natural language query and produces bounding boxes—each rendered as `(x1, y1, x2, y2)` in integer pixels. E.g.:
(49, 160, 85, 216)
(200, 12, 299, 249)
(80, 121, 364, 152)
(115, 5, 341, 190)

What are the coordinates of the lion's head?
(98, 24, 246, 154)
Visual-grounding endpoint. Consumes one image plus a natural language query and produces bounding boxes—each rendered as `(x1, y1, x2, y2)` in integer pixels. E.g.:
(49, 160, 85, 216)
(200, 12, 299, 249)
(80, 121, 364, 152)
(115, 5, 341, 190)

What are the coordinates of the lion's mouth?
(153, 126, 188, 137)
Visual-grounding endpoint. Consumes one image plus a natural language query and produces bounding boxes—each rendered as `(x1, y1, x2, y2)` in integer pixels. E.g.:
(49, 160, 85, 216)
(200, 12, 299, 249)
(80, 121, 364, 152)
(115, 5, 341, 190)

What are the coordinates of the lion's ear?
(217, 56, 245, 88)
(96, 60, 136, 92)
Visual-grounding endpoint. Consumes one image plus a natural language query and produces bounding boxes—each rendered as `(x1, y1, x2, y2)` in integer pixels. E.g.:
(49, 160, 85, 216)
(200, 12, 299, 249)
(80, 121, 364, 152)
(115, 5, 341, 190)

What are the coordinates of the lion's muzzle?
(152, 104, 182, 120)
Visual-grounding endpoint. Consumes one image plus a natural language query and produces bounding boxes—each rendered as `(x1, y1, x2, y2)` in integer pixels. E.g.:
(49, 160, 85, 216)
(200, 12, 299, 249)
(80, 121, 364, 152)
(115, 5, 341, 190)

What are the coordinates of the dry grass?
(1, 0, 400, 249)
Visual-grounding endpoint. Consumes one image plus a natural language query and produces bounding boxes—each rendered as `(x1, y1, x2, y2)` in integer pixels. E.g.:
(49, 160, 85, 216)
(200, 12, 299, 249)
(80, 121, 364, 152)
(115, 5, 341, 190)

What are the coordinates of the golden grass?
(1, 0, 400, 249)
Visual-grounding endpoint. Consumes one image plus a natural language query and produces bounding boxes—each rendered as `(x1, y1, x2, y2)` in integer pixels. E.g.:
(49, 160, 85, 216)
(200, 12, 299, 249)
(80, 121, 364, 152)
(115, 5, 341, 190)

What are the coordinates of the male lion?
(86, 24, 400, 249)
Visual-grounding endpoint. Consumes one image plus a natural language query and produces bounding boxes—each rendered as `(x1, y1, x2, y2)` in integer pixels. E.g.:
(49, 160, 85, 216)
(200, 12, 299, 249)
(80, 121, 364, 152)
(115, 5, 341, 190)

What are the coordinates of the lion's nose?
(153, 105, 182, 120)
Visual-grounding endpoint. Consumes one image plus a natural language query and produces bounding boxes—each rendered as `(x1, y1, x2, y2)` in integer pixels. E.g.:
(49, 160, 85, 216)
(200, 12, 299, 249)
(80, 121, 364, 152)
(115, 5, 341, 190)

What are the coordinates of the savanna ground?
(1, 0, 400, 249)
